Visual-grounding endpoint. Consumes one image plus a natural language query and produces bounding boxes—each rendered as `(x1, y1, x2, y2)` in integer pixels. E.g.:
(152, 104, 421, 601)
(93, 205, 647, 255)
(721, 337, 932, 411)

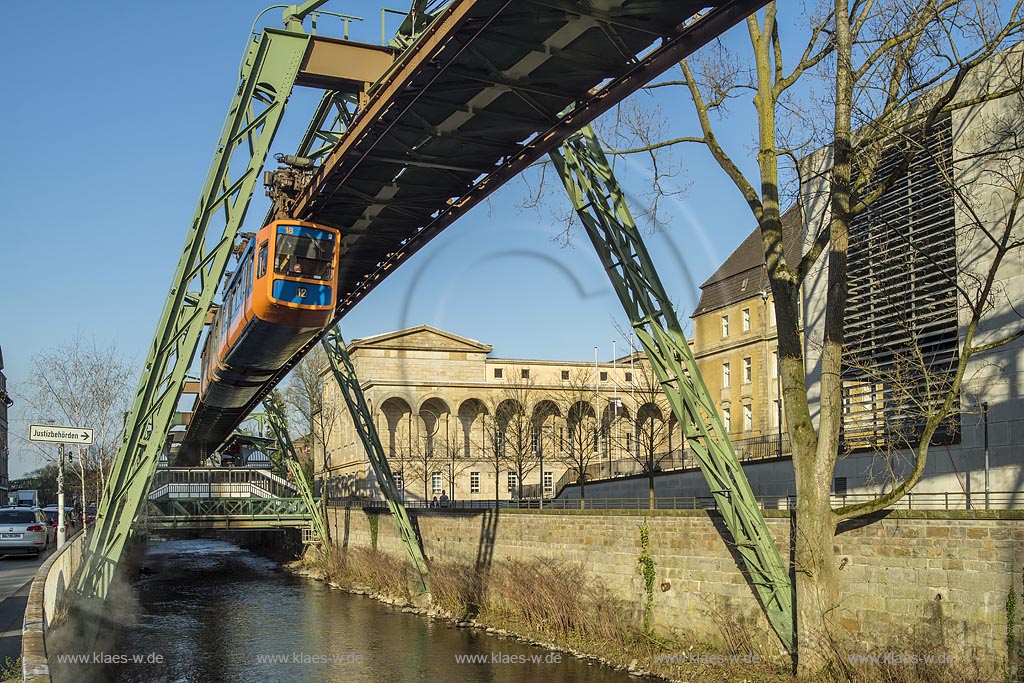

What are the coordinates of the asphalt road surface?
(0, 550, 49, 667)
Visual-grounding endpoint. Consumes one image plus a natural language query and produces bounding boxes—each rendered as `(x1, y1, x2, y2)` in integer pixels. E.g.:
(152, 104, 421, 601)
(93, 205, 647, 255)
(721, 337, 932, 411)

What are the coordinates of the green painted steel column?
(75, 28, 313, 601)
(320, 327, 431, 596)
(262, 392, 331, 547)
(550, 125, 794, 651)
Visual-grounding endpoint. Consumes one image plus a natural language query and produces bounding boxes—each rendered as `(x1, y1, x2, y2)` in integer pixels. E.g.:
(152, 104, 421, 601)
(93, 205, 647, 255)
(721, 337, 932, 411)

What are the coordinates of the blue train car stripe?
(271, 279, 333, 306)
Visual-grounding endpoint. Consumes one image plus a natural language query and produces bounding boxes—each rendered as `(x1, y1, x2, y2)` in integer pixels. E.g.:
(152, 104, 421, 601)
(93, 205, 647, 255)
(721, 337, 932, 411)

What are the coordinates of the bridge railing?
(145, 497, 311, 520)
(327, 491, 1024, 512)
(149, 468, 299, 500)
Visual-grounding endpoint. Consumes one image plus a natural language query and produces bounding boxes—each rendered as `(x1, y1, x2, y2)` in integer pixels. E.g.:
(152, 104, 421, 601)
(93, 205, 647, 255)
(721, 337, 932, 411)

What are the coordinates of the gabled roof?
(693, 204, 803, 316)
(349, 325, 493, 353)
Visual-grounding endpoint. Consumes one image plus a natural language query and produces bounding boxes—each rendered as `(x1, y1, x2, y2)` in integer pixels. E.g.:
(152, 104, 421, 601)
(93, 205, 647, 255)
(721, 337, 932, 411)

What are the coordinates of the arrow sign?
(29, 424, 94, 446)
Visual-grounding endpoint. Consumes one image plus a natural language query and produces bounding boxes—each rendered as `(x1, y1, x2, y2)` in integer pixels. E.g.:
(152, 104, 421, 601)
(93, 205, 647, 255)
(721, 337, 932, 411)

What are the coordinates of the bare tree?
(285, 346, 340, 486)
(617, 356, 675, 509)
(494, 370, 540, 501)
(554, 368, 600, 508)
(536, 1, 1024, 674)
(24, 336, 134, 515)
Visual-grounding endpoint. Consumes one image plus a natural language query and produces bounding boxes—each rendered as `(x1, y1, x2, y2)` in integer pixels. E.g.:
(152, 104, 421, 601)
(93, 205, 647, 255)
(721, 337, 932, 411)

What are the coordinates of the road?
(0, 550, 49, 667)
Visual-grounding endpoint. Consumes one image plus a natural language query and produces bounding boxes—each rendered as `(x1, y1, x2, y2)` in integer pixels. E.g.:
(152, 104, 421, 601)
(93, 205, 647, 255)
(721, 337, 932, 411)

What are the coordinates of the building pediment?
(349, 325, 492, 354)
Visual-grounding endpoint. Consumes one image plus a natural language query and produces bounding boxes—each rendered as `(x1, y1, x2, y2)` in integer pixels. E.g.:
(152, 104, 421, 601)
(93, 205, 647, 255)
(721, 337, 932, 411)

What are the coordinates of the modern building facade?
(800, 45, 1024, 503)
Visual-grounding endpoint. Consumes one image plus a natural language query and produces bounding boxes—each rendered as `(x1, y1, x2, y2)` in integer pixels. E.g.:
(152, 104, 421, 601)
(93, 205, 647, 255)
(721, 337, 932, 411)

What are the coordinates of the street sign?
(29, 424, 94, 445)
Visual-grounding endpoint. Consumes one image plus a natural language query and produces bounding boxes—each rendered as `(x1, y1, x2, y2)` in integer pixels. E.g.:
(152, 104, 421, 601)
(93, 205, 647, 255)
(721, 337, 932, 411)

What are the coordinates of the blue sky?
(0, 2, 768, 478)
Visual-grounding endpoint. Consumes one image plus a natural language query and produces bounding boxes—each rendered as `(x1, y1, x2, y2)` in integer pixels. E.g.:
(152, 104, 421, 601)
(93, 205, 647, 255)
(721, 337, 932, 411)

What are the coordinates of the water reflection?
(98, 539, 633, 683)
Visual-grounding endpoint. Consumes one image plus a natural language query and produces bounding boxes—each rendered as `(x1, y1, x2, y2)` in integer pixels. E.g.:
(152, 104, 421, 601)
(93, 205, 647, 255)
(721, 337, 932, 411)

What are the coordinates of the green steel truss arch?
(261, 393, 331, 547)
(75, 28, 315, 600)
(320, 327, 431, 596)
(549, 125, 794, 651)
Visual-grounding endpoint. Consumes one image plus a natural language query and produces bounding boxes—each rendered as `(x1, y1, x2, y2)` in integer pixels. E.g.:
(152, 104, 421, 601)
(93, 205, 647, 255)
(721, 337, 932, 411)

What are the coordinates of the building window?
(532, 429, 539, 454)
(743, 404, 753, 432)
(771, 350, 779, 380)
(521, 368, 530, 379)
(772, 399, 782, 428)
(742, 307, 751, 332)
(561, 370, 570, 380)
(833, 477, 848, 496)
(470, 471, 480, 494)
(600, 371, 608, 382)
(494, 368, 503, 379)
(721, 315, 729, 337)
(431, 472, 442, 495)
(770, 303, 776, 328)
(722, 406, 731, 432)
(396, 472, 404, 491)
(743, 357, 752, 384)
(625, 371, 632, 383)
(625, 432, 632, 455)
(722, 362, 731, 389)
(507, 472, 518, 495)
(841, 113, 958, 450)
(543, 471, 553, 494)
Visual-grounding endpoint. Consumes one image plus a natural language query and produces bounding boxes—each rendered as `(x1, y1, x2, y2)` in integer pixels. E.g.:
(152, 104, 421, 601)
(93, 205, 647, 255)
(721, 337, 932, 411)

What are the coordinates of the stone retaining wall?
(326, 506, 1024, 663)
(22, 531, 88, 683)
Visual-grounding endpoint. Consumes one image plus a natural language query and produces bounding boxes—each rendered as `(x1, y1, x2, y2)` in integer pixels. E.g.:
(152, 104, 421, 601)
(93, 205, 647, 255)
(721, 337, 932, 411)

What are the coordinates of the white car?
(0, 508, 53, 557)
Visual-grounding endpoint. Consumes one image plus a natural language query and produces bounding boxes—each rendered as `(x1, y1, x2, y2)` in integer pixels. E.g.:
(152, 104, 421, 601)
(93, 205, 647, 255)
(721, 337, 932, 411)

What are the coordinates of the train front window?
(275, 232, 334, 279)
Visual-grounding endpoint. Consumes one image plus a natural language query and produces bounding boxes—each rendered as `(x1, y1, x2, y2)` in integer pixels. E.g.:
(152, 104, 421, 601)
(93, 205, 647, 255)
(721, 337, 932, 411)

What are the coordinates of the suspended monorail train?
(198, 219, 340, 412)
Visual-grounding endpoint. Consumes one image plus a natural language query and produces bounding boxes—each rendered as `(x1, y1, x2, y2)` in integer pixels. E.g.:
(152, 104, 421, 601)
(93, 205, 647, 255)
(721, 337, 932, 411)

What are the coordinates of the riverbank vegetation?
(302, 544, 998, 683)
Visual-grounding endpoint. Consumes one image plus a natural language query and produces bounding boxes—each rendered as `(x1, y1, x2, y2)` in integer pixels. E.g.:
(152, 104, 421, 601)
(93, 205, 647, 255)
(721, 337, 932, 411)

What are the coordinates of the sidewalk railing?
(327, 490, 1023, 512)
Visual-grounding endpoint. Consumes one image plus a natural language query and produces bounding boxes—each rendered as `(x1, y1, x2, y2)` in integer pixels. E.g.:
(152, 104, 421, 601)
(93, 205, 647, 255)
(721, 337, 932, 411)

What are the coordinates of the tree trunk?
(793, 458, 840, 674)
(648, 468, 655, 510)
(580, 475, 586, 510)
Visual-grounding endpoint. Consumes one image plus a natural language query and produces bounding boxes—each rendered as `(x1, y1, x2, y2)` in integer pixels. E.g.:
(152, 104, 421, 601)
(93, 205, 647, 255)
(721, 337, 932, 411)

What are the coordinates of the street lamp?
(760, 288, 783, 459)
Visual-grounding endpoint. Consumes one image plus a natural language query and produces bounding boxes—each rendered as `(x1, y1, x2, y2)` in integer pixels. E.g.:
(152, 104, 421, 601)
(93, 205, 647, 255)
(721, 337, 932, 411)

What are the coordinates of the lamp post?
(982, 401, 990, 510)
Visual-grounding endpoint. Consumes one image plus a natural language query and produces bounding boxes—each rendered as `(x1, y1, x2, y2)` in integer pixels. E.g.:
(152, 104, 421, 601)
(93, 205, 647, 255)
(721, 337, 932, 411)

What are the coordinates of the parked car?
(41, 506, 77, 531)
(85, 504, 97, 525)
(0, 508, 53, 557)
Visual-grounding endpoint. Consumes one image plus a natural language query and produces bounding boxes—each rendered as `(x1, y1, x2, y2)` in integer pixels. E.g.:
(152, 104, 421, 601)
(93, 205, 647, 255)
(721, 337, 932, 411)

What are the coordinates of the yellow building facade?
(690, 206, 802, 460)
(319, 326, 687, 503)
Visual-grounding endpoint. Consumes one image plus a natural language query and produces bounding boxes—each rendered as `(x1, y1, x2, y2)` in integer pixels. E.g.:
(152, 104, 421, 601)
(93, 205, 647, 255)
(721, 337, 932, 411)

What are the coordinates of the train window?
(275, 232, 334, 280)
(257, 241, 268, 278)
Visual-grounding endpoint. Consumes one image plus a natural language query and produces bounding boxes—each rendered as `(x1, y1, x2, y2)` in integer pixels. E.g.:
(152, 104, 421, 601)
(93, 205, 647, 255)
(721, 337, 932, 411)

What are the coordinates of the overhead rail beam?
(227, 0, 770, 434)
(549, 125, 794, 651)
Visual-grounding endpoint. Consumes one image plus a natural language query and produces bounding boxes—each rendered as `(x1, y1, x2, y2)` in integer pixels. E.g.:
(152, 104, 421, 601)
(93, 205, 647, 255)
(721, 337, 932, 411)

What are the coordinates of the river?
(82, 538, 639, 683)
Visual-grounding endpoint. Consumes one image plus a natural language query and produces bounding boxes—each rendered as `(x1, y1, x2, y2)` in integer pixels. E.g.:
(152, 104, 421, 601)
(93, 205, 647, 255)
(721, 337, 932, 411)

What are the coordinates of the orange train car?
(199, 219, 341, 411)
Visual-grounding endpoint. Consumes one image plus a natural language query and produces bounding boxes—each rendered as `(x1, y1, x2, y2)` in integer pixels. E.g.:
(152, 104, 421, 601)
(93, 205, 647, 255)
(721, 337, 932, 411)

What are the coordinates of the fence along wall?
(327, 506, 1024, 663)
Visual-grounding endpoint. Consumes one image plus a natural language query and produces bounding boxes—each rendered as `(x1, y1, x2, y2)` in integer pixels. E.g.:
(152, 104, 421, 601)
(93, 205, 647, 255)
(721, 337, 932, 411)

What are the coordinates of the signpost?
(29, 425, 94, 446)
(29, 424, 93, 547)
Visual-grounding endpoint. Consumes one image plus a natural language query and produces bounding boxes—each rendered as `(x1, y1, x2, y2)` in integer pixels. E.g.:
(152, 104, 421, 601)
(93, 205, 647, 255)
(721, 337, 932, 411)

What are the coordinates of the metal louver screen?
(841, 113, 960, 451)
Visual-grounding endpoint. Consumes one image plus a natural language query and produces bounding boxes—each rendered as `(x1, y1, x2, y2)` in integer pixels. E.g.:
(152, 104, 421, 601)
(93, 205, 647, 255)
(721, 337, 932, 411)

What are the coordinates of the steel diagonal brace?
(549, 125, 794, 651)
(262, 392, 331, 547)
(73, 28, 313, 603)
(321, 328, 431, 596)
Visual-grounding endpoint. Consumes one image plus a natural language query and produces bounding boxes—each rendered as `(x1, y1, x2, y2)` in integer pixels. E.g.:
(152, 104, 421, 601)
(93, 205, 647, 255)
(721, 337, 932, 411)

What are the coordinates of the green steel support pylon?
(262, 393, 331, 548)
(75, 28, 314, 601)
(320, 327, 431, 596)
(550, 126, 794, 651)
